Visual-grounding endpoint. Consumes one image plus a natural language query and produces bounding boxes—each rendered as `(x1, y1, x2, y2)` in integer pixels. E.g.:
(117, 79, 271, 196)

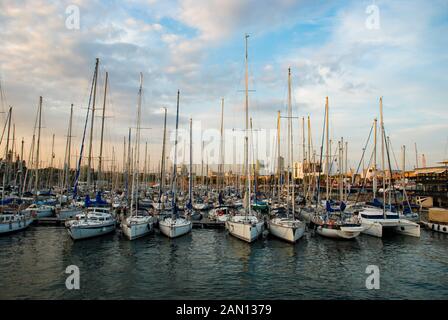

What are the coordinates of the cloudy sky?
(0, 0, 447, 173)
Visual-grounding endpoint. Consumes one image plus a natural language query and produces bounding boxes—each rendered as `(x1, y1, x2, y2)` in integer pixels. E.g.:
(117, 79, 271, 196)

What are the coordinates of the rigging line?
(352, 122, 374, 185)
(382, 127, 400, 212)
(354, 142, 376, 205)
(315, 100, 327, 209)
(327, 140, 343, 199)
(388, 138, 412, 211)
(0, 108, 10, 147)
(73, 59, 98, 196)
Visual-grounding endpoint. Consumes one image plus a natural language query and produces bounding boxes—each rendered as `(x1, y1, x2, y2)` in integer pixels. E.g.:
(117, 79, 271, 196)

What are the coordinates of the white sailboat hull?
(58, 207, 83, 220)
(394, 219, 421, 237)
(269, 219, 305, 243)
(0, 216, 33, 235)
(23, 206, 53, 218)
(121, 217, 153, 240)
(68, 221, 116, 240)
(159, 218, 192, 238)
(316, 225, 363, 239)
(360, 218, 420, 238)
(226, 219, 264, 243)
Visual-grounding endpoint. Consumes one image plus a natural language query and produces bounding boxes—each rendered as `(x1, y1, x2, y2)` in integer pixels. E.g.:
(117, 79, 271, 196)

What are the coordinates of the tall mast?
(219, 98, 225, 193)
(111, 146, 115, 191)
(307, 115, 311, 201)
(73, 59, 99, 198)
(35, 97, 42, 194)
(126, 128, 131, 206)
(19, 137, 24, 192)
(244, 34, 250, 215)
(188, 118, 193, 209)
(345, 141, 348, 202)
(373, 118, 377, 198)
(171, 90, 180, 218)
(147, 155, 151, 183)
(2, 107, 12, 201)
(10, 123, 15, 187)
(302, 116, 306, 196)
(12, 124, 15, 163)
(49, 133, 55, 189)
(86, 58, 99, 190)
(379, 97, 386, 215)
(160, 107, 167, 198)
(339, 139, 343, 201)
(98, 71, 108, 187)
(122, 136, 126, 188)
(276, 110, 281, 202)
(64, 104, 74, 191)
(131, 73, 143, 215)
(24, 134, 35, 195)
(325, 96, 329, 201)
(250, 118, 256, 200)
(287, 67, 295, 217)
(144, 142, 148, 189)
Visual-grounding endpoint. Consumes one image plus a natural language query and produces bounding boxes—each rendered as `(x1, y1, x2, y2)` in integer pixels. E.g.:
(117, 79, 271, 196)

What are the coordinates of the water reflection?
(0, 226, 447, 299)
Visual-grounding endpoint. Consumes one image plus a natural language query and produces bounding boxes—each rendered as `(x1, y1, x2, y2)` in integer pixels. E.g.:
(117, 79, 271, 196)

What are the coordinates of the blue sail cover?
(367, 198, 397, 212)
(84, 192, 108, 207)
(367, 198, 383, 208)
(0, 198, 13, 205)
(325, 201, 346, 212)
(85, 194, 91, 207)
(93, 192, 108, 206)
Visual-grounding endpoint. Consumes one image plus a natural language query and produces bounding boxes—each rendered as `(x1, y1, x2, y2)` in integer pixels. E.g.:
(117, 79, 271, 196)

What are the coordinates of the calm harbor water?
(0, 225, 447, 299)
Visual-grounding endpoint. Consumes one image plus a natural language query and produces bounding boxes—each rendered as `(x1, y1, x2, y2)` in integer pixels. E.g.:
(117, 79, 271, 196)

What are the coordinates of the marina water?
(0, 227, 447, 299)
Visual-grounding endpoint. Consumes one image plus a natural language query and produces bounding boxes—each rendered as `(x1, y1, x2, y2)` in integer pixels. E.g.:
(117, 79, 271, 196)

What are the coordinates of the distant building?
(411, 160, 448, 207)
(293, 161, 323, 179)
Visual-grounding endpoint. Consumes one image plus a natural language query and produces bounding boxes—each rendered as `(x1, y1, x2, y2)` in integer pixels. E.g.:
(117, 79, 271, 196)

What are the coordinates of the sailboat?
(347, 98, 420, 238)
(57, 103, 83, 220)
(121, 73, 154, 240)
(268, 68, 306, 243)
(153, 107, 172, 212)
(208, 99, 231, 222)
(22, 96, 54, 218)
(226, 34, 264, 243)
(311, 97, 364, 239)
(66, 58, 116, 240)
(183, 118, 202, 221)
(1, 107, 34, 235)
(159, 90, 192, 238)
